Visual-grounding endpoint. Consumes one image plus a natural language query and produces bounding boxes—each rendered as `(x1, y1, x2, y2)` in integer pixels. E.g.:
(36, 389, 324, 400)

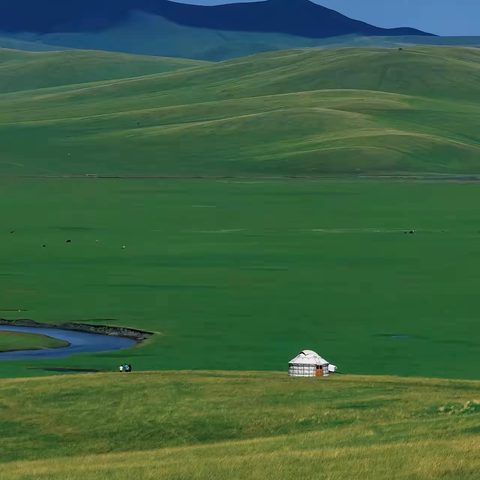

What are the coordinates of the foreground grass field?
(1, 371, 479, 479)
(2, 46, 480, 175)
(0, 331, 68, 352)
(1, 178, 480, 380)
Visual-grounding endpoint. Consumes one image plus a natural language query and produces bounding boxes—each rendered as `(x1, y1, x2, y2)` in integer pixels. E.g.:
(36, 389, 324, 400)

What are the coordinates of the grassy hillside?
(329, 34, 480, 49)
(0, 48, 206, 93)
(1, 371, 479, 479)
(1, 46, 480, 175)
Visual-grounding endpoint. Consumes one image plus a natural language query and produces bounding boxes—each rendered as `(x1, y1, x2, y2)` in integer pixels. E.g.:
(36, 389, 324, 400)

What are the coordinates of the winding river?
(0, 326, 136, 360)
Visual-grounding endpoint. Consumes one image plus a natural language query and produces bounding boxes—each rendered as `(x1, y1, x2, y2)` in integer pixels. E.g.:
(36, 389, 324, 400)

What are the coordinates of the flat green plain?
(0, 331, 68, 352)
(1, 178, 480, 380)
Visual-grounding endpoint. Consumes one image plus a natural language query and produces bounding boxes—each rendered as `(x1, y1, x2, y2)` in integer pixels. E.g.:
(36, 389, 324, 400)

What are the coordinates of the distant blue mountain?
(0, 0, 433, 38)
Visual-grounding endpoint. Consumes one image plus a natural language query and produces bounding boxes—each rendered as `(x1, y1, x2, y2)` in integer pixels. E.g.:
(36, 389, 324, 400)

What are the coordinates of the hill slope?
(1, 372, 479, 479)
(0, 48, 205, 93)
(1, 46, 480, 176)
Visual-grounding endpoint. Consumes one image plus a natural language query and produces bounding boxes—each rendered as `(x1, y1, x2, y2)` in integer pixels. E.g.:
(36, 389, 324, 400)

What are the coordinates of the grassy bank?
(0, 371, 479, 478)
(0, 331, 68, 352)
(1, 178, 480, 380)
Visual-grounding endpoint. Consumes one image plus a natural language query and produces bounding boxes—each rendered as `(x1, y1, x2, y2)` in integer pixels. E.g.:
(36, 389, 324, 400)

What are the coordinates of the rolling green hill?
(1, 372, 480, 479)
(1, 46, 480, 175)
(0, 48, 206, 94)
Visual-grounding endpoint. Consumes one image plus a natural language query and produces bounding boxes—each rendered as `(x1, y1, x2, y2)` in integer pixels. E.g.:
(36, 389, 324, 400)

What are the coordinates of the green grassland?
(2, 178, 480, 381)
(0, 331, 68, 352)
(2, 45, 480, 479)
(1, 372, 479, 479)
(1, 46, 480, 175)
(0, 48, 205, 94)
(2, 46, 480, 378)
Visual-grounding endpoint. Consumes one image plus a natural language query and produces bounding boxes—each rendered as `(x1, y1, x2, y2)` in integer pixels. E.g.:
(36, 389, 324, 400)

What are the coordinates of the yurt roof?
(289, 350, 329, 366)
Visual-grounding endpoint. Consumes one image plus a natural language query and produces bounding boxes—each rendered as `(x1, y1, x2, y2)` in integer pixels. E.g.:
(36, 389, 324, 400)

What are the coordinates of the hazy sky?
(176, 0, 480, 36)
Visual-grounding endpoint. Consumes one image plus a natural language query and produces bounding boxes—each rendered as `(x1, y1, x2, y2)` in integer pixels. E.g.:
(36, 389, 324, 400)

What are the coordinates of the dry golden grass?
(3, 434, 480, 479)
(0, 372, 479, 479)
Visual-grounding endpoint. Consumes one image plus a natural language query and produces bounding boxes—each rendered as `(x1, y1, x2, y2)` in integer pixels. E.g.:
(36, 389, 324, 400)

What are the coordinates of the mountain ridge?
(1, 0, 432, 38)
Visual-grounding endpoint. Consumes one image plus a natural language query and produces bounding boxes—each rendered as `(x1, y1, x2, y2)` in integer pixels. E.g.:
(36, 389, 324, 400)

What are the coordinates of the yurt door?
(315, 366, 323, 377)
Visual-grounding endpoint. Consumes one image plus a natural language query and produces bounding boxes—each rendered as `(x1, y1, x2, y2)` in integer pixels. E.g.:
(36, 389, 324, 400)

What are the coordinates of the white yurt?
(288, 350, 331, 377)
